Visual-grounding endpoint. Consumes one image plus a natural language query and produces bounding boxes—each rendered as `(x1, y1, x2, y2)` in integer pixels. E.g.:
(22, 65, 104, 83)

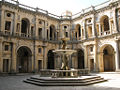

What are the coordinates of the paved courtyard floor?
(0, 72, 120, 90)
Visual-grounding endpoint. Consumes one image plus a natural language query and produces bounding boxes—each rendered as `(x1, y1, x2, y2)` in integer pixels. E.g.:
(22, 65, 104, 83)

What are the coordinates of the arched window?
(75, 24, 81, 40)
(100, 15, 110, 32)
(49, 25, 56, 40)
(21, 18, 30, 34)
(103, 17, 109, 31)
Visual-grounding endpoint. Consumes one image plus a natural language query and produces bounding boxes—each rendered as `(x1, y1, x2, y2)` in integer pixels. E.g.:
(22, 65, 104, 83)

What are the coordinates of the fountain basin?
(53, 49, 76, 55)
(39, 69, 90, 78)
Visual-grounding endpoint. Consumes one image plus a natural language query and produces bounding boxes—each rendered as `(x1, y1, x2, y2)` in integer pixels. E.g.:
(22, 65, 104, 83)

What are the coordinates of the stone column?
(83, 20, 87, 39)
(42, 46, 45, 69)
(0, 40, 3, 72)
(94, 39, 99, 72)
(92, 14, 96, 37)
(115, 39, 120, 71)
(11, 43, 17, 73)
(99, 23, 101, 36)
(99, 52, 104, 72)
(113, 8, 118, 33)
(84, 45, 88, 69)
(109, 19, 112, 34)
(13, 12, 17, 35)
(0, 9, 4, 32)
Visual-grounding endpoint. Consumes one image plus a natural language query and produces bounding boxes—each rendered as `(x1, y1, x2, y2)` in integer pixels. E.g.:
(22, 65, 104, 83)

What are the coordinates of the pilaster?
(10, 42, 17, 73)
(84, 45, 88, 69)
(0, 40, 3, 73)
(115, 39, 120, 71)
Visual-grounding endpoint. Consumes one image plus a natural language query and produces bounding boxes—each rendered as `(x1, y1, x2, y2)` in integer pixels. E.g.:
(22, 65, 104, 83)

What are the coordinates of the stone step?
(27, 76, 103, 83)
(23, 75, 107, 86)
(23, 79, 107, 86)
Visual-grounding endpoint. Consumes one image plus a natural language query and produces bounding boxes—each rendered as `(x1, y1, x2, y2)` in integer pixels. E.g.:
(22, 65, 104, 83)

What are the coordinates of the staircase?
(23, 75, 107, 86)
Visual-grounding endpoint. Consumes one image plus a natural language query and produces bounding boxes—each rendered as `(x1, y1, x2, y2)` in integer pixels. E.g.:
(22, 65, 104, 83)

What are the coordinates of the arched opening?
(100, 45, 115, 72)
(100, 15, 110, 32)
(76, 24, 81, 39)
(78, 49, 84, 69)
(47, 50, 54, 69)
(50, 25, 55, 40)
(21, 18, 30, 34)
(17, 46, 32, 73)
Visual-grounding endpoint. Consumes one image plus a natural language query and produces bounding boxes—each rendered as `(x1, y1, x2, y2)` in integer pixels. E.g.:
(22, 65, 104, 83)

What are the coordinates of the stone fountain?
(23, 29, 107, 86)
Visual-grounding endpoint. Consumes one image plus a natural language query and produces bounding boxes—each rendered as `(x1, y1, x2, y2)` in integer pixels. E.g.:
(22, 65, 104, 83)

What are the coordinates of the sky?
(18, 0, 108, 16)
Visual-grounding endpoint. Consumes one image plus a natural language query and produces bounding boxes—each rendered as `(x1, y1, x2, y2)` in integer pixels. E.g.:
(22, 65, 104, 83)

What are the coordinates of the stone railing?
(101, 30, 110, 36)
(39, 69, 90, 78)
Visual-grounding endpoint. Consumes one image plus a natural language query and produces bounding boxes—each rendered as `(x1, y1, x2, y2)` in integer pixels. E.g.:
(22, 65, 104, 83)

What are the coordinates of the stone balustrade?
(39, 69, 90, 78)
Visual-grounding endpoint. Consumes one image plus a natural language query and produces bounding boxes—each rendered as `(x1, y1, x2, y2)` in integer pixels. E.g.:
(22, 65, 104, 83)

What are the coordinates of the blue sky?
(18, 0, 108, 15)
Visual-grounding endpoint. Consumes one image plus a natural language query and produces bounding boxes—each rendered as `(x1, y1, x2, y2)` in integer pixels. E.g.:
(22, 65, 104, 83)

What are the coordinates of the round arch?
(77, 49, 84, 69)
(99, 44, 115, 72)
(49, 25, 56, 40)
(17, 46, 32, 73)
(75, 24, 81, 39)
(100, 15, 110, 32)
(47, 49, 55, 69)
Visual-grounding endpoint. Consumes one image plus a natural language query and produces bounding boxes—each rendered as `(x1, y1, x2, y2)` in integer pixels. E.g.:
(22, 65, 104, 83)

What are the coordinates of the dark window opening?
(47, 50, 54, 69)
(21, 20, 28, 34)
(103, 49, 108, 55)
(38, 48, 42, 53)
(64, 26, 67, 29)
(5, 21, 11, 30)
(90, 47, 93, 52)
(88, 19, 91, 23)
(47, 30, 49, 39)
(78, 26, 81, 37)
(5, 45, 9, 51)
(65, 32, 68, 37)
(38, 28, 42, 38)
(7, 13, 11, 17)
(103, 17, 109, 31)
(75, 32, 77, 39)
(31, 26, 34, 36)
(50, 26, 53, 40)
(39, 21, 42, 24)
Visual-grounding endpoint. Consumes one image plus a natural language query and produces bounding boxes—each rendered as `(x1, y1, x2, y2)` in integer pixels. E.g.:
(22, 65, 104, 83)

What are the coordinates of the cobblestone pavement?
(0, 72, 120, 90)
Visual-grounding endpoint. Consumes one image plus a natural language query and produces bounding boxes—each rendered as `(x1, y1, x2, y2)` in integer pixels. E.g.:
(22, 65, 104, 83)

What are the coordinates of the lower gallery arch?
(78, 49, 84, 69)
(17, 46, 32, 73)
(99, 45, 115, 72)
(47, 50, 55, 69)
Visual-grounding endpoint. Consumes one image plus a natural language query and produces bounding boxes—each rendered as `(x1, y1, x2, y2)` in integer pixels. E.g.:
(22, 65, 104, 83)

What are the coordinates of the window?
(39, 21, 42, 24)
(38, 28, 42, 38)
(88, 19, 91, 23)
(64, 26, 67, 29)
(5, 21, 11, 30)
(31, 26, 34, 36)
(38, 48, 42, 53)
(7, 13, 11, 17)
(65, 32, 68, 37)
(90, 46, 93, 52)
(4, 45, 9, 51)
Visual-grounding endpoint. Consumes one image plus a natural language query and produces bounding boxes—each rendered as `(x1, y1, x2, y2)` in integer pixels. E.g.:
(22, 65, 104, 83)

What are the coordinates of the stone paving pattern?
(0, 72, 120, 90)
